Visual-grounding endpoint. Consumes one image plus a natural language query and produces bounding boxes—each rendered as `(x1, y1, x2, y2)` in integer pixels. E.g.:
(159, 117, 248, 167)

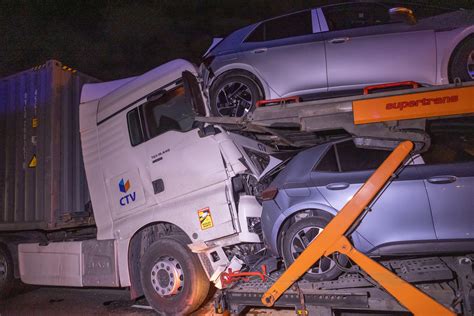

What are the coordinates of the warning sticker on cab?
(198, 208, 214, 230)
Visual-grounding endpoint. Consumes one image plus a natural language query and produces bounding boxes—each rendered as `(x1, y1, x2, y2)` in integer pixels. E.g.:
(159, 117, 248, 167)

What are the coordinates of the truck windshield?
(143, 86, 195, 138)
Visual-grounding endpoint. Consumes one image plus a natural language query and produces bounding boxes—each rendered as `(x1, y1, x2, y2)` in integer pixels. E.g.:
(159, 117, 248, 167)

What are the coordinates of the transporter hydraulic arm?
(261, 141, 455, 316)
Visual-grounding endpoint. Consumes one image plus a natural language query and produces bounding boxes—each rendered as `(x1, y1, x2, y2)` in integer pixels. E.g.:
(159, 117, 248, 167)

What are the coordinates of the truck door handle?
(152, 179, 165, 194)
(251, 48, 267, 54)
(427, 176, 457, 184)
(328, 37, 350, 44)
(326, 182, 350, 190)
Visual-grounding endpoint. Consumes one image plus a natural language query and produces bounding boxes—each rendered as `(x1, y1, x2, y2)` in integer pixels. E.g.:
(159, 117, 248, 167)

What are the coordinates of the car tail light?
(261, 187, 278, 201)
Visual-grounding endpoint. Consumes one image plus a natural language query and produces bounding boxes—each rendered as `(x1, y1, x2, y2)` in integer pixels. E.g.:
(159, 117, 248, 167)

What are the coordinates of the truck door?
(127, 85, 237, 233)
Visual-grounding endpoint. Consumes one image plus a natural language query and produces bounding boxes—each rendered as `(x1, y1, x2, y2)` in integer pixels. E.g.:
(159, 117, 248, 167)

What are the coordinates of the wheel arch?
(438, 27, 474, 83)
(127, 221, 189, 300)
(209, 65, 269, 99)
(447, 32, 474, 82)
(273, 203, 337, 257)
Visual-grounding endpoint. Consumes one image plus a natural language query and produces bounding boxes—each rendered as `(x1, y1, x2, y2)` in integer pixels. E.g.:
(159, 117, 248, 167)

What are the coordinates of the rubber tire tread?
(449, 37, 474, 82)
(0, 245, 17, 300)
(140, 235, 210, 315)
(281, 216, 346, 282)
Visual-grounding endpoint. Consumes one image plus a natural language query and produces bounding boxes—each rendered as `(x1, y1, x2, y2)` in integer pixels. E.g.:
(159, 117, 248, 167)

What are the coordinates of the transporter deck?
(217, 255, 468, 315)
(196, 81, 474, 152)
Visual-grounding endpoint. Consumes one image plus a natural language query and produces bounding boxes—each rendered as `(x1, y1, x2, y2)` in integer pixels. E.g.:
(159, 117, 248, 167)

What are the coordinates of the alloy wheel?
(215, 81, 253, 117)
(289, 225, 337, 275)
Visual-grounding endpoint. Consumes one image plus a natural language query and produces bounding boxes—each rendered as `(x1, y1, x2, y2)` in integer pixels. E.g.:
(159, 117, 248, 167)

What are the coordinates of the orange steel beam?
(327, 236, 454, 316)
(261, 141, 455, 315)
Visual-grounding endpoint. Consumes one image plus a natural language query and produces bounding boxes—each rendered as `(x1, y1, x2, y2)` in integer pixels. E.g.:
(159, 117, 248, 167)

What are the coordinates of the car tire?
(210, 73, 263, 117)
(449, 37, 474, 82)
(140, 235, 210, 315)
(281, 216, 347, 282)
(0, 245, 17, 299)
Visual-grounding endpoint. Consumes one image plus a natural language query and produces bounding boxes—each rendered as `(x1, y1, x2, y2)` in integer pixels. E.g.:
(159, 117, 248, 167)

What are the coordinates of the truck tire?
(449, 37, 474, 82)
(0, 245, 16, 299)
(281, 216, 346, 282)
(140, 235, 210, 315)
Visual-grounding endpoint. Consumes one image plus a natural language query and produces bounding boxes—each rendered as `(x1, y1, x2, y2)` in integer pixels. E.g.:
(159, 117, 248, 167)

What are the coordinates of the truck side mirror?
(389, 7, 417, 25)
(182, 71, 207, 117)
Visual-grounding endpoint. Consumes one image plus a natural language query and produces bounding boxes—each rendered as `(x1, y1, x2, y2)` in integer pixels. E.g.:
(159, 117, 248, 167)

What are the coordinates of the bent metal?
(386, 95, 459, 111)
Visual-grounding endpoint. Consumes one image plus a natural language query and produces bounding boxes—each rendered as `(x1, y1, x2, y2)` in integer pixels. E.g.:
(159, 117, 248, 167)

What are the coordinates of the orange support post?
(261, 141, 455, 316)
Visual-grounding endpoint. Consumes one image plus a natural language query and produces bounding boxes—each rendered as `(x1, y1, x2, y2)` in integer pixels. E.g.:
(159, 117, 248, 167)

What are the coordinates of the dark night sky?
(1, 0, 473, 81)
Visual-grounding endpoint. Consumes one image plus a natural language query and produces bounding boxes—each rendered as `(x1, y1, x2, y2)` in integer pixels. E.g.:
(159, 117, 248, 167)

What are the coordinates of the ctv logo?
(119, 178, 136, 206)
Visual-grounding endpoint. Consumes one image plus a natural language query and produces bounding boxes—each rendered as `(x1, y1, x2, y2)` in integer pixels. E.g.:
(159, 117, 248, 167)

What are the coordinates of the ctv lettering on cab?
(119, 178, 136, 206)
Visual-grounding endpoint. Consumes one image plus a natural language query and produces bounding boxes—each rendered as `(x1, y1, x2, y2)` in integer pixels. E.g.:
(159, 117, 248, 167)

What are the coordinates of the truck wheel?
(140, 236, 210, 315)
(210, 73, 263, 117)
(449, 37, 474, 82)
(281, 216, 347, 282)
(0, 245, 16, 299)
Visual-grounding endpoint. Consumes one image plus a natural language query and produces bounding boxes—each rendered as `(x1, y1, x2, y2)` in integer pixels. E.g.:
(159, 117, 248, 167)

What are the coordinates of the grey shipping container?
(0, 60, 100, 231)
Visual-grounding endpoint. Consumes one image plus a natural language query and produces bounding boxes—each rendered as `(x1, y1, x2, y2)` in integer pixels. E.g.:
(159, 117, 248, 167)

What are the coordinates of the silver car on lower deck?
(201, 2, 474, 117)
(260, 119, 474, 281)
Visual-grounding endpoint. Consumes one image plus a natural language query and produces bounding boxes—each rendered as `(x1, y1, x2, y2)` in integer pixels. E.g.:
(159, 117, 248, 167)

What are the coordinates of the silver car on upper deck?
(200, 2, 474, 117)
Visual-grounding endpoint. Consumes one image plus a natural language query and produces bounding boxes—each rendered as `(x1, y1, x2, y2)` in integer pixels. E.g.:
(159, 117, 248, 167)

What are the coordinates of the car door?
(415, 120, 474, 240)
(240, 9, 328, 97)
(319, 2, 437, 91)
(311, 140, 436, 253)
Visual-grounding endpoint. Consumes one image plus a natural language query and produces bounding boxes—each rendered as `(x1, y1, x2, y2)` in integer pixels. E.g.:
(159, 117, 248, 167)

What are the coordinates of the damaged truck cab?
(75, 59, 268, 312)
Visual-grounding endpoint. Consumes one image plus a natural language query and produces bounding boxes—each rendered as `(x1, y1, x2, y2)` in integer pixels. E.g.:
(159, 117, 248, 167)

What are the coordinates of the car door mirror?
(389, 7, 417, 25)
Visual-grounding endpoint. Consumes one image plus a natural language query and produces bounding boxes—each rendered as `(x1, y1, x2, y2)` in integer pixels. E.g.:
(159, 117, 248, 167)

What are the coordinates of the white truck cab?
(18, 59, 272, 314)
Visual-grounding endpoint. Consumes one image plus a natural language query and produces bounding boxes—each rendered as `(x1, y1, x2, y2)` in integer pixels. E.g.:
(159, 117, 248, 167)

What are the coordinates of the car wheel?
(449, 37, 474, 82)
(0, 245, 16, 299)
(282, 216, 347, 282)
(210, 73, 263, 117)
(140, 235, 210, 315)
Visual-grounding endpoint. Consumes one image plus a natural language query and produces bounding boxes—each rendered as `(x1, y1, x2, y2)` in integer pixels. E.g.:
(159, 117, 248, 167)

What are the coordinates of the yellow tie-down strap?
(353, 85, 474, 124)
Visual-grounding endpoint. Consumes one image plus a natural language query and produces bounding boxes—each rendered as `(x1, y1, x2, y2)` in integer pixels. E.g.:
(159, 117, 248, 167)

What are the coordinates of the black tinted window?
(245, 10, 312, 42)
(323, 3, 391, 31)
(421, 117, 474, 164)
(315, 146, 339, 172)
(246, 24, 265, 42)
(142, 86, 195, 139)
(336, 141, 390, 172)
(265, 11, 312, 41)
(127, 108, 144, 146)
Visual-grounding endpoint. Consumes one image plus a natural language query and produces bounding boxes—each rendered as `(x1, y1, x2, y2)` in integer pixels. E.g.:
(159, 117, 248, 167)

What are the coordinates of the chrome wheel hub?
(290, 226, 336, 275)
(150, 256, 184, 297)
(468, 50, 474, 80)
(216, 81, 253, 117)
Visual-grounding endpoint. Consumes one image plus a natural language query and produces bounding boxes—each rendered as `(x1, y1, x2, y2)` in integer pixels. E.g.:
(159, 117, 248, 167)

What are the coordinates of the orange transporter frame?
(261, 141, 455, 316)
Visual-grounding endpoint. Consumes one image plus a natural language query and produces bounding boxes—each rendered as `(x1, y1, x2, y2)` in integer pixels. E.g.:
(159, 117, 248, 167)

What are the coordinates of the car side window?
(336, 141, 390, 172)
(314, 145, 339, 172)
(245, 10, 313, 42)
(421, 118, 474, 165)
(322, 3, 391, 31)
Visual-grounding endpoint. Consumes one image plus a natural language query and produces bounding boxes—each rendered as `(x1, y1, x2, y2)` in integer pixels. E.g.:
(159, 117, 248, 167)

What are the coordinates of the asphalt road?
(0, 286, 294, 315)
